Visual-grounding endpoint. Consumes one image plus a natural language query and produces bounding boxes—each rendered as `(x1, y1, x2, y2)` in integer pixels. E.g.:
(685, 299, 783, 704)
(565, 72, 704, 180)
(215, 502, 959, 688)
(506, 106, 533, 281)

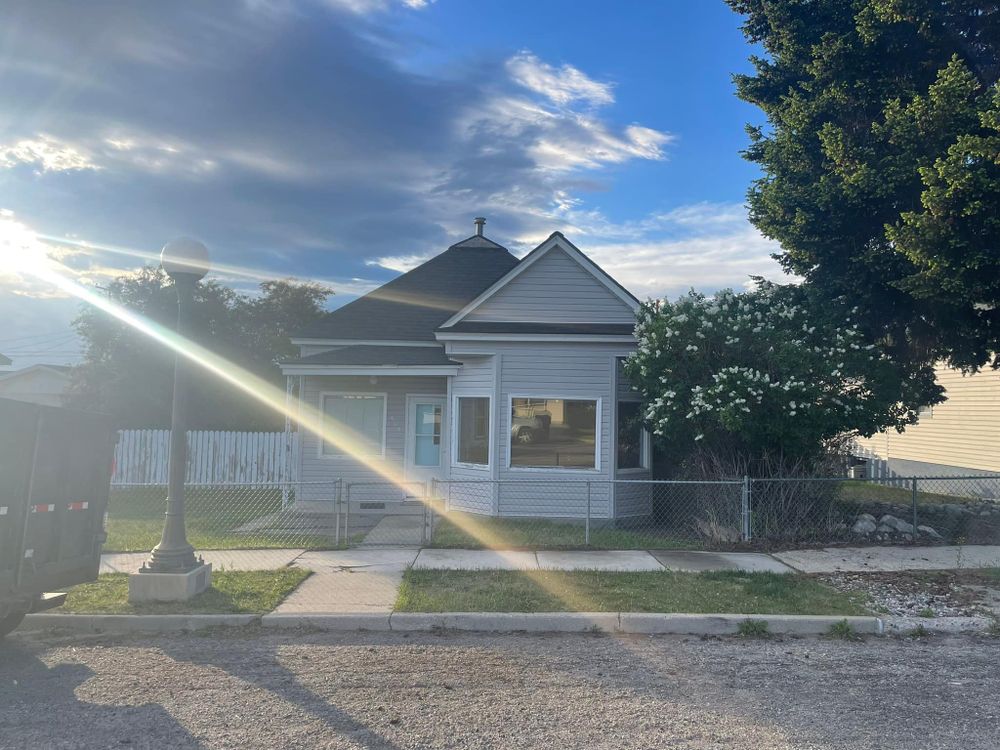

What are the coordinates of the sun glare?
(0, 213, 56, 280)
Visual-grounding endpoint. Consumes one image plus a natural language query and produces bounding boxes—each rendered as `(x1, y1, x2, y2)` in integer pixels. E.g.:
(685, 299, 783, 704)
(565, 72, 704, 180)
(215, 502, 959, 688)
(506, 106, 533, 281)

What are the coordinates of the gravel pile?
(818, 570, 994, 617)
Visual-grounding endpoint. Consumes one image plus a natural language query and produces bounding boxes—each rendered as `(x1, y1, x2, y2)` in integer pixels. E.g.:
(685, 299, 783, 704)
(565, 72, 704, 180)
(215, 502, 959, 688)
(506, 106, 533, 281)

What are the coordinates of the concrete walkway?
(774, 544, 1000, 573)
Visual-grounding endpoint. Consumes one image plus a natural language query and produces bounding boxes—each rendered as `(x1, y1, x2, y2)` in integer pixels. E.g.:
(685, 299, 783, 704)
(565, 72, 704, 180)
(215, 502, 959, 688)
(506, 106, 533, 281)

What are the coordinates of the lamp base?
(128, 563, 212, 603)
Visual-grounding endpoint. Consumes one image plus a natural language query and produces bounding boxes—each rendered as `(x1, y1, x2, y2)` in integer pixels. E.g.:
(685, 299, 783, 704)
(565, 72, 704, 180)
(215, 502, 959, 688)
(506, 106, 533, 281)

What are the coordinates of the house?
(0, 364, 73, 407)
(855, 363, 1000, 477)
(280, 218, 651, 518)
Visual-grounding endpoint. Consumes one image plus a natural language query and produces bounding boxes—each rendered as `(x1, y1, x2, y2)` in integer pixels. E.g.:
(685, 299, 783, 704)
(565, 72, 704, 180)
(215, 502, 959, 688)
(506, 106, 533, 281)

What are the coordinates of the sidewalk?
(98, 545, 1000, 614)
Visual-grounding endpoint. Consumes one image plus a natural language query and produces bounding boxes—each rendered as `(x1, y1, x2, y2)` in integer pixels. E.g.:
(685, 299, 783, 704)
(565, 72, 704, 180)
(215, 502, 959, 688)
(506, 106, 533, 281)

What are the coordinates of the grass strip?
(395, 569, 869, 615)
(57, 569, 310, 615)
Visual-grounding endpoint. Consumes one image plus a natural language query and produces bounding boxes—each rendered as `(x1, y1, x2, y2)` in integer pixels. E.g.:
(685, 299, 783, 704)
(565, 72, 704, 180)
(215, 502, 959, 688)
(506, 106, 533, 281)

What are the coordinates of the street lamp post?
(141, 237, 210, 574)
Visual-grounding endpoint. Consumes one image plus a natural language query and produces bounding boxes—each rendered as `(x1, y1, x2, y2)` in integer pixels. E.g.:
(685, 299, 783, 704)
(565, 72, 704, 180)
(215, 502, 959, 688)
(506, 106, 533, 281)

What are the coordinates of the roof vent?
(473, 217, 486, 236)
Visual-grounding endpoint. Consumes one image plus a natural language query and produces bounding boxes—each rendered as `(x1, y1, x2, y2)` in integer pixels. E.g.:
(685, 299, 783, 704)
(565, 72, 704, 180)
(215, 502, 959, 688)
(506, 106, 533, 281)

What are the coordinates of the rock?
(857, 513, 877, 524)
(879, 515, 916, 534)
(918, 525, 943, 540)
(877, 523, 896, 535)
(852, 517, 877, 535)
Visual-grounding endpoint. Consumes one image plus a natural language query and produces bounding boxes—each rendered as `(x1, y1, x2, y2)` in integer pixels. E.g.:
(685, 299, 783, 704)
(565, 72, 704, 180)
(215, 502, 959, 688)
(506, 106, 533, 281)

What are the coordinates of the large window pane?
(510, 398, 597, 469)
(457, 397, 489, 465)
(321, 394, 385, 456)
(617, 400, 645, 470)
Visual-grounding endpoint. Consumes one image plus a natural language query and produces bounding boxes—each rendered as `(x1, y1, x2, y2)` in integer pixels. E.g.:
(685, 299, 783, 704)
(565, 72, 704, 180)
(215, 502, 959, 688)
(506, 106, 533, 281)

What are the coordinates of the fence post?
(585, 481, 591, 545)
(911, 477, 919, 542)
(741, 476, 752, 542)
(344, 483, 352, 548)
(334, 478, 342, 546)
(422, 480, 429, 545)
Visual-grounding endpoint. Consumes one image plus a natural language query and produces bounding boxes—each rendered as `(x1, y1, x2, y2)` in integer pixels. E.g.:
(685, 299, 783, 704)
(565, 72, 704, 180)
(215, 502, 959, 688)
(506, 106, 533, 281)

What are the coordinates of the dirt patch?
(817, 569, 1000, 618)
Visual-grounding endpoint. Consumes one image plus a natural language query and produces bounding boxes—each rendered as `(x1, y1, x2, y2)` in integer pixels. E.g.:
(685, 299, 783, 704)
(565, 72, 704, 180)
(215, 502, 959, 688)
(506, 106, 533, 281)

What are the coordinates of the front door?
(404, 396, 446, 485)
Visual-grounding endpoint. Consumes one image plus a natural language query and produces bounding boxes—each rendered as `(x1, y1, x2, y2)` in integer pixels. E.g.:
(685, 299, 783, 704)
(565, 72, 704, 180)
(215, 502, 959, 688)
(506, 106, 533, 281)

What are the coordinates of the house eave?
(434, 332, 636, 344)
(280, 365, 460, 376)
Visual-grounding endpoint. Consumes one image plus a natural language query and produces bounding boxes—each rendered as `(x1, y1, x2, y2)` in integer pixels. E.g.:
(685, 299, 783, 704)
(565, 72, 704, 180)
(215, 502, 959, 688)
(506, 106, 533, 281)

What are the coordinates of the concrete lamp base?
(128, 563, 213, 603)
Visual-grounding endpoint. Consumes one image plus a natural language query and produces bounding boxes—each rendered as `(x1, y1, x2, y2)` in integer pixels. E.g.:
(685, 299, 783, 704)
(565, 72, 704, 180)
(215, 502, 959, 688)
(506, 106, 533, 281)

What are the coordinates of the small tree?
(67, 269, 332, 430)
(625, 282, 939, 478)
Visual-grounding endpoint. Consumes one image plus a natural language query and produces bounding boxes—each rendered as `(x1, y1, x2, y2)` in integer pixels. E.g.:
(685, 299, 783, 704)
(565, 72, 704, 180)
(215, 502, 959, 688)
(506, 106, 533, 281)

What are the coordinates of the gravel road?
(2, 628, 998, 749)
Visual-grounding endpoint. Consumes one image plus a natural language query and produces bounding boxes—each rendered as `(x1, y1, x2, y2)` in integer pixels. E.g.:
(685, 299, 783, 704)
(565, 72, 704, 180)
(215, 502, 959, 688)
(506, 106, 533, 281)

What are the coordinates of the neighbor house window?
(617, 400, 646, 470)
(321, 393, 386, 457)
(510, 397, 598, 469)
(456, 397, 490, 465)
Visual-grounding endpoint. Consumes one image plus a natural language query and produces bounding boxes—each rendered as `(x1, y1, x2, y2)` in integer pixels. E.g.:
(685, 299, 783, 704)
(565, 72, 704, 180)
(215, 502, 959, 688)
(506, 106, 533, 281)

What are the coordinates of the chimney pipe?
(474, 217, 486, 236)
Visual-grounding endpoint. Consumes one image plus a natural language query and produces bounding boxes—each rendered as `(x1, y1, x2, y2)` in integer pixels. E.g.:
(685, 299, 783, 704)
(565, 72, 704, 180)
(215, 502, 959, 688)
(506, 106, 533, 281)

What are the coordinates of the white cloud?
(320, 0, 432, 13)
(0, 134, 98, 172)
(506, 52, 615, 107)
(365, 253, 430, 273)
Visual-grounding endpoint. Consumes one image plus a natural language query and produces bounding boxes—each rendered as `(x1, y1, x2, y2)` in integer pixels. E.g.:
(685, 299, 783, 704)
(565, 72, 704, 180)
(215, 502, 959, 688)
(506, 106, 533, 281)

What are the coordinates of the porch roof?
(282, 344, 459, 367)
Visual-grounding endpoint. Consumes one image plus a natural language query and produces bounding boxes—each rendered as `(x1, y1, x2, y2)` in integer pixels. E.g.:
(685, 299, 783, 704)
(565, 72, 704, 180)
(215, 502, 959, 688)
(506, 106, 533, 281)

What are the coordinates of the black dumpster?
(0, 397, 115, 636)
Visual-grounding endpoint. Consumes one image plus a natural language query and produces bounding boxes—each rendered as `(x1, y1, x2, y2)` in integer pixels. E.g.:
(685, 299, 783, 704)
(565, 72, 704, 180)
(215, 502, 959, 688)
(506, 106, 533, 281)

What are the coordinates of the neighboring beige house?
(855, 364, 1000, 477)
(0, 364, 73, 407)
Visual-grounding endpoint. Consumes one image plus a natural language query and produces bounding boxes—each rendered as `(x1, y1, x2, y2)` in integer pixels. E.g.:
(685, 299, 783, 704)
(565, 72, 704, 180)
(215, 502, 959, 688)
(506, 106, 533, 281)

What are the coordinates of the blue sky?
(0, 0, 780, 368)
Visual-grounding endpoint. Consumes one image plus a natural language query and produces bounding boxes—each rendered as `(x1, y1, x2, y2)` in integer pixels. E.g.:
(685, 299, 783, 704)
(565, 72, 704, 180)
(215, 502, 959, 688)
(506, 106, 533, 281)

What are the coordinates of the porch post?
(282, 375, 293, 509)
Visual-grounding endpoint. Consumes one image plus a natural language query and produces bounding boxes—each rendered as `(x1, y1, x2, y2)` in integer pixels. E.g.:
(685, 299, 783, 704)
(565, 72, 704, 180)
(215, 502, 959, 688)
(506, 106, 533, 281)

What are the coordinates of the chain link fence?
(104, 480, 343, 553)
(750, 475, 1000, 547)
(424, 475, 999, 551)
(105, 475, 1000, 553)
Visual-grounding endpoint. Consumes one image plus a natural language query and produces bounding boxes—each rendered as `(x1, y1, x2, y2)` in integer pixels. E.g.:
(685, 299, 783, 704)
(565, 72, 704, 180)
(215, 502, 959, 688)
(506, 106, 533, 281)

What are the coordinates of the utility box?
(0, 397, 115, 636)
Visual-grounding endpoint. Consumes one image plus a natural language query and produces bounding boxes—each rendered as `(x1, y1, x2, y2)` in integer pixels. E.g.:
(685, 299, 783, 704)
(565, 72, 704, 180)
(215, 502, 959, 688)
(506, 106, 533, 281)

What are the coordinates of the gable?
(463, 243, 636, 324)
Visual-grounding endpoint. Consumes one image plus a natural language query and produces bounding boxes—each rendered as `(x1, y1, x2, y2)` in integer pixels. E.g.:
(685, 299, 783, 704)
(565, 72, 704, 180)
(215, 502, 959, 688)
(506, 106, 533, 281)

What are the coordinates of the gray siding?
(492, 341, 636, 519)
(447, 354, 496, 513)
(465, 245, 636, 324)
(297, 375, 446, 502)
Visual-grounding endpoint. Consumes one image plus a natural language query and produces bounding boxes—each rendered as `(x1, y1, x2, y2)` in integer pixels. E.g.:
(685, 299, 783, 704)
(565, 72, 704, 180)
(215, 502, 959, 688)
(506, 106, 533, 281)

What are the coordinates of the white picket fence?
(113, 429, 300, 486)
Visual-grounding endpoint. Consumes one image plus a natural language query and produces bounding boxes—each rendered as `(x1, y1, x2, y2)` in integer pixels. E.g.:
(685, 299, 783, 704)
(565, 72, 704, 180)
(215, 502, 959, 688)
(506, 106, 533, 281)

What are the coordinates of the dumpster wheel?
(0, 611, 27, 639)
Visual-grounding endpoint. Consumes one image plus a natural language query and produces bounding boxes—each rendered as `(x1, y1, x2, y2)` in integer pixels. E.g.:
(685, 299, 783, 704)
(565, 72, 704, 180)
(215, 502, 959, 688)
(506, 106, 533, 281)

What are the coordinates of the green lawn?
(57, 569, 310, 615)
(837, 480, 977, 506)
(394, 569, 870, 615)
(430, 512, 698, 550)
(105, 486, 340, 552)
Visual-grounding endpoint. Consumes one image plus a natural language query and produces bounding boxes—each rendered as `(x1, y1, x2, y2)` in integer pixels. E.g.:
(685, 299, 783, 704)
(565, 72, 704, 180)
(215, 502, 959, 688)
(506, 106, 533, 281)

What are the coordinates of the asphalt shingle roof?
(282, 345, 458, 367)
(297, 235, 519, 342)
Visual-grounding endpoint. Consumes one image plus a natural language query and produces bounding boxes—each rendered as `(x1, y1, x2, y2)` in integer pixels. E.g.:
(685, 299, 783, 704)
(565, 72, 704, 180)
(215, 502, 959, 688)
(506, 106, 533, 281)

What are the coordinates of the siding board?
(465, 246, 635, 324)
(856, 365, 1000, 474)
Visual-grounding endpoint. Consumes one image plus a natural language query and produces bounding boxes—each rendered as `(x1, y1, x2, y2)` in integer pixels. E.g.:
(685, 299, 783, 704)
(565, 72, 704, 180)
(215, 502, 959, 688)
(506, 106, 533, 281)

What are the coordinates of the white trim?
(281, 365, 459, 376)
(440, 234, 640, 328)
(435, 333, 634, 344)
(505, 394, 603, 473)
(452, 393, 493, 470)
(403, 394, 447, 482)
(317, 391, 388, 460)
(290, 338, 441, 348)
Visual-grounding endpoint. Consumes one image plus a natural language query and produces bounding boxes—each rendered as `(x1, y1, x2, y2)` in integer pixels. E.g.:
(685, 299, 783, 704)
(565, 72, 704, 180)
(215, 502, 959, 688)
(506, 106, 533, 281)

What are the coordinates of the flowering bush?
(626, 282, 940, 475)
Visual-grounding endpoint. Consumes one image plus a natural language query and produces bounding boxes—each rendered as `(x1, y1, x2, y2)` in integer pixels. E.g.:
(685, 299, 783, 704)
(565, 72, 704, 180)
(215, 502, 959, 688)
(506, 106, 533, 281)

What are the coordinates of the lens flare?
(11, 223, 612, 620)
